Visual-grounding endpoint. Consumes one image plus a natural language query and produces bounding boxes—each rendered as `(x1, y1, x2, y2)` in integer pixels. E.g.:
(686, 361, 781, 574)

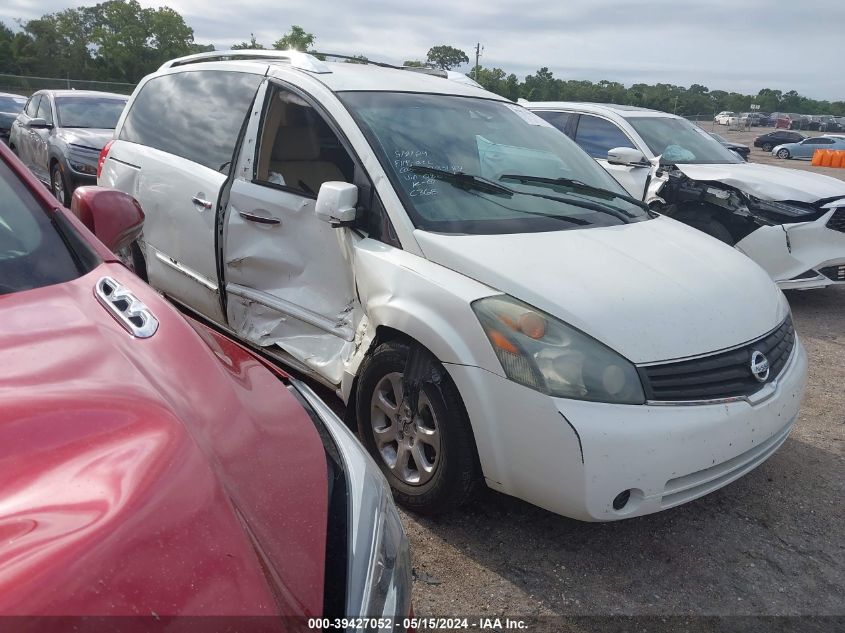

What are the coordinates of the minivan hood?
(415, 216, 785, 364)
(58, 127, 113, 150)
(675, 162, 845, 203)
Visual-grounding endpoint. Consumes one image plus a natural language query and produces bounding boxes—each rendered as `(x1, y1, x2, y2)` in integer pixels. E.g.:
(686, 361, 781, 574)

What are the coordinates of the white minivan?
(99, 51, 807, 521)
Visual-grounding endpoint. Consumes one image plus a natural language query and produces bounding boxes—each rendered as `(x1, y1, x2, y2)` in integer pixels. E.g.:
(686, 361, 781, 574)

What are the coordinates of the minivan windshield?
(341, 92, 648, 235)
(627, 116, 743, 165)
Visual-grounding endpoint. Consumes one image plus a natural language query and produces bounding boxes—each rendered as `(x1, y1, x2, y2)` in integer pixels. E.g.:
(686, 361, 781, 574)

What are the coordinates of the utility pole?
(673, 95, 679, 114)
(474, 42, 483, 80)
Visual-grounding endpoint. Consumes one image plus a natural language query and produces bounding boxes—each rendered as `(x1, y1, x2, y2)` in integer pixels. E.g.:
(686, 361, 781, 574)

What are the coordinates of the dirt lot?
(392, 139, 845, 628)
(701, 122, 845, 178)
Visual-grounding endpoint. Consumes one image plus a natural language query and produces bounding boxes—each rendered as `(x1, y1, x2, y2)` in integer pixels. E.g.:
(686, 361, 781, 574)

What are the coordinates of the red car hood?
(0, 263, 328, 617)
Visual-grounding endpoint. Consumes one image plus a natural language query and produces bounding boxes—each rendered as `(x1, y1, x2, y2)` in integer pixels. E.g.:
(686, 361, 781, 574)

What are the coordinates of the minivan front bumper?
(446, 337, 808, 521)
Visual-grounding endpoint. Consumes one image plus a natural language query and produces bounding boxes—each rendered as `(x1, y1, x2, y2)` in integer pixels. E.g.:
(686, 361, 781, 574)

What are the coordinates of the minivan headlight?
(472, 295, 645, 404)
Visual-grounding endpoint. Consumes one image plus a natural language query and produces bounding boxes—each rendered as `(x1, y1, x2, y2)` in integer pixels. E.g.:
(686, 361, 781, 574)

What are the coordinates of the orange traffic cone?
(831, 151, 844, 169)
(812, 150, 823, 166)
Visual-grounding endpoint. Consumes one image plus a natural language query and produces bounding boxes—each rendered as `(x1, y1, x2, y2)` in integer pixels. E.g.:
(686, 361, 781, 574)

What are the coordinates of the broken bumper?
(736, 208, 845, 290)
(446, 338, 807, 521)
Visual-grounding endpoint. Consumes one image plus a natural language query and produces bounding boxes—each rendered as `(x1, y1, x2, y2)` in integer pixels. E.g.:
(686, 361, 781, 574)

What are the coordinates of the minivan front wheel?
(356, 340, 480, 514)
(115, 241, 148, 281)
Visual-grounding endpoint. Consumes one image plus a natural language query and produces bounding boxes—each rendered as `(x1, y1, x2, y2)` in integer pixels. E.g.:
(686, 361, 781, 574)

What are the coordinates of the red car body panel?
(0, 143, 328, 617)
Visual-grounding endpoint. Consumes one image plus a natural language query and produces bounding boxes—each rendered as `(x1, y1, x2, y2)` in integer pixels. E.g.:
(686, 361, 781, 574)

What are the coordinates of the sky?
(3, 0, 844, 101)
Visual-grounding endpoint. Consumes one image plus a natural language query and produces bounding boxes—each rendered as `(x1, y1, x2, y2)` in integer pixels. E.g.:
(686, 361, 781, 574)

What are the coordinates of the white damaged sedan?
(526, 101, 845, 290)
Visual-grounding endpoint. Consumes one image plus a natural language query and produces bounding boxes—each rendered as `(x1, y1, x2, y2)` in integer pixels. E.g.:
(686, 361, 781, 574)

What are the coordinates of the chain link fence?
(0, 73, 136, 97)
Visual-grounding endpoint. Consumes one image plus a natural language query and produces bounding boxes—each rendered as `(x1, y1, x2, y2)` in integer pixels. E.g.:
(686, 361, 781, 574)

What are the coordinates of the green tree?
(273, 25, 314, 51)
(402, 60, 425, 67)
(231, 33, 265, 50)
(425, 45, 468, 70)
(88, 0, 203, 82)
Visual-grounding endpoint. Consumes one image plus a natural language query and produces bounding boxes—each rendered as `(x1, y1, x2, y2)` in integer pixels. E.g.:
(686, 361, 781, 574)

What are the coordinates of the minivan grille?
(639, 317, 795, 402)
(826, 208, 845, 233)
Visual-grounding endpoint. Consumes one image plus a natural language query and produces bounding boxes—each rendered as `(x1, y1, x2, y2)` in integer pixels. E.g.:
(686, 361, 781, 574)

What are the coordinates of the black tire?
(116, 241, 148, 281)
(356, 340, 480, 514)
(776, 148, 790, 159)
(688, 217, 733, 244)
(761, 142, 773, 152)
(50, 161, 71, 207)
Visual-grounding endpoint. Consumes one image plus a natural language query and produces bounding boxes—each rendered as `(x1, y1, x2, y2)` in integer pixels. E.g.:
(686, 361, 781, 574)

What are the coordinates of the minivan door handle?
(191, 195, 213, 210)
(238, 210, 281, 225)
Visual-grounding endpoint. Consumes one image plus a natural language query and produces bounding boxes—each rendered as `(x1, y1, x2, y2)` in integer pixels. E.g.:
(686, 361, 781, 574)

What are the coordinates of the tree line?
(2, 2, 843, 116)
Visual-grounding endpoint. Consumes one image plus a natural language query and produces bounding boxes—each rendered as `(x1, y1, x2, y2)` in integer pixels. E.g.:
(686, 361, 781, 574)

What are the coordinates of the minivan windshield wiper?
(499, 174, 647, 214)
(409, 165, 513, 196)
(410, 165, 635, 224)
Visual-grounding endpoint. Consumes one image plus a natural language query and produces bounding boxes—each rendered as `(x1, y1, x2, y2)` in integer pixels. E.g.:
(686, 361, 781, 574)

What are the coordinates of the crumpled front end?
(650, 164, 845, 289)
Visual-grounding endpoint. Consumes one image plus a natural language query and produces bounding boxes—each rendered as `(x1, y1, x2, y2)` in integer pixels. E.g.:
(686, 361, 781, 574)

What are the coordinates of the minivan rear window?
(119, 71, 262, 172)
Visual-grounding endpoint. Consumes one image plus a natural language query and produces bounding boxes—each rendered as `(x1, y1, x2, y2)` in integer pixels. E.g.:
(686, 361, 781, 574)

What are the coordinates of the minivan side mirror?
(27, 118, 52, 129)
(70, 186, 145, 253)
(315, 181, 358, 225)
(607, 147, 647, 167)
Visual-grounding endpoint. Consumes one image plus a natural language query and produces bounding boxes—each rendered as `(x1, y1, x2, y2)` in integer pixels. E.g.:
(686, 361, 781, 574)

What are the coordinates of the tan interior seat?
(267, 125, 345, 195)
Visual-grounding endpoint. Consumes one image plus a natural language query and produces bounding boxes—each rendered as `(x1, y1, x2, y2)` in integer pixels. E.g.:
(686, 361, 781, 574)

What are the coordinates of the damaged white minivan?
(100, 51, 807, 521)
(526, 102, 845, 290)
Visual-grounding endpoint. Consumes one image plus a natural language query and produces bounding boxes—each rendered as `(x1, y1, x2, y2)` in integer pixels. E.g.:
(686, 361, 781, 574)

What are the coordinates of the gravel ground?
(396, 143, 845, 626)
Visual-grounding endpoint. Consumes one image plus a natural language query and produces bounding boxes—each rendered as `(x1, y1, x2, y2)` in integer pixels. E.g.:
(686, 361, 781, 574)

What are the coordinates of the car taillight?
(97, 140, 114, 180)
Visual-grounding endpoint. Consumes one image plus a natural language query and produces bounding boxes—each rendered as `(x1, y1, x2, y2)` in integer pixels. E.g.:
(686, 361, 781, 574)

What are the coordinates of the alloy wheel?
(369, 371, 441, 486)
(51, 165, 66, 206)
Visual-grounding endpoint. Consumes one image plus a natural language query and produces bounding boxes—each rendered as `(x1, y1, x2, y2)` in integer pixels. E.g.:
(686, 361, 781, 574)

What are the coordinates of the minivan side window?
(25, 95, 40, 117)
(36, 97, 53, 125)
(254, 86, 354, 196)
(119, 71, 263, 172)
(574, 114, 635, 158)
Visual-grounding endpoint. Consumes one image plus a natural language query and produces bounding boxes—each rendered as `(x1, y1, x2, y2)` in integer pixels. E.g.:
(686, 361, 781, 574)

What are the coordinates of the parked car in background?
(710, 132, 750, 160)
(819, 118, 844, 133)
(526, 101, 845, 290)
(789, 114, 810, 130)
(714, 111, 736, 125)
(99, 50, 811, 522)
(0, 92, 26, 144)
(8, 90, 128, 206)
(0, 141, 412, 620)
(772, 135, 845, 159)
(754, 130, 806, 152)
(756, 113, 774, 127)
(771, 113, 793, 129)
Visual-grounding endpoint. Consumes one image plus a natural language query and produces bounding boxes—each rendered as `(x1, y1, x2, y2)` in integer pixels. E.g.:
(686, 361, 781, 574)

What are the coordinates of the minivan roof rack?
(313, 53, 485, 86)
(159, 49, 331, 74)
(312, 52, 449, 78)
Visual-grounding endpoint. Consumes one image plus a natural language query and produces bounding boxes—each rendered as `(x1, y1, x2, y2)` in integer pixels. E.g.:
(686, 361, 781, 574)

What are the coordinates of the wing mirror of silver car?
(607, 147, 647, 167)
(71, 186, 145, 253)
(27, 118, 53, 129)
(315, 181, 358, 225)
